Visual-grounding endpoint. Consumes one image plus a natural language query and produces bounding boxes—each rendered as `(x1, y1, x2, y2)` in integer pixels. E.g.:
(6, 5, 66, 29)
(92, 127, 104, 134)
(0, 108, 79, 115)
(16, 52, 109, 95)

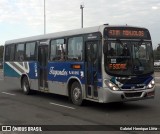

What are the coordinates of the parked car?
(154, 60, 160, 67)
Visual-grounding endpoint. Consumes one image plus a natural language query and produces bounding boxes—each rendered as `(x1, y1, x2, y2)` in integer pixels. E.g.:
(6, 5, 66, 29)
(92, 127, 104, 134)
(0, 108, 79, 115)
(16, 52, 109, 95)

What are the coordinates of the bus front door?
(38, 45, 48, 91)
(86, 41, 98, 99)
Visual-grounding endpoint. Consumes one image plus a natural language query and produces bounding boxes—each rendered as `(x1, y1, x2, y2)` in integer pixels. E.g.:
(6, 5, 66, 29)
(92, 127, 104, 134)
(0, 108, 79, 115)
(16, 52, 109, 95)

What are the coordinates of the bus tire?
(71, 81, 83, 106)
(22, 76, 31, 95)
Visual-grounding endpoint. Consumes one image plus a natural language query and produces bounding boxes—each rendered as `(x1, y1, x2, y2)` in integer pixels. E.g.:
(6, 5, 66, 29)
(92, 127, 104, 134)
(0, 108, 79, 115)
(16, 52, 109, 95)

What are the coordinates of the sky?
(0, 0, 160, 49)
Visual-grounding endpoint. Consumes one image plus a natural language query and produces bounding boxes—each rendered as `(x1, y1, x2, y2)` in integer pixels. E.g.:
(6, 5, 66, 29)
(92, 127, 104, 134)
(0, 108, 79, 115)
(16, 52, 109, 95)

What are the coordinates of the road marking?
(2, 92, 16, 96)
(50, 102, 75, 110)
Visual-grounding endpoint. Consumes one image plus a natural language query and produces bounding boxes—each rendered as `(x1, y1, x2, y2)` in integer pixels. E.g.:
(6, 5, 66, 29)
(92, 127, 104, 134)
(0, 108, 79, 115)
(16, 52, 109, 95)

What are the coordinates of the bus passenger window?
(50, 39, 65, 61)
(25, 42, 36, 61)
(5, 45, 15, 61)
(68, 36, 83, 60)
(15, 43, 25, 61)
(5, 46, 10, 61)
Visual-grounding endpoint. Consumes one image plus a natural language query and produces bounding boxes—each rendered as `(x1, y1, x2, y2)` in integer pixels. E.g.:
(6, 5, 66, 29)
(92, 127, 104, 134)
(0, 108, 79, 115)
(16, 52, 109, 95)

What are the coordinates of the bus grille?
(121, 86, 145, 90)
(125, 92, 142, 98)
(117, 76, 152, 85)
(119, 78, 144, 84)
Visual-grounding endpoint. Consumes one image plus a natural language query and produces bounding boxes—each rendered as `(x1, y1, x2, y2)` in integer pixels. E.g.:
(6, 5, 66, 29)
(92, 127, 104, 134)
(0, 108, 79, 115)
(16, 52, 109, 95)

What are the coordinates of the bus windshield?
(104, 40, 154, 76)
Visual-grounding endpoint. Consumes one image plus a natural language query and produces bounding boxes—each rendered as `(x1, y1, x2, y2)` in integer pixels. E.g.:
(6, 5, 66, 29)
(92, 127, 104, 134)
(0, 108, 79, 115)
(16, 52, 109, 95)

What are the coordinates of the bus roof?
(5, 25, 148, 45)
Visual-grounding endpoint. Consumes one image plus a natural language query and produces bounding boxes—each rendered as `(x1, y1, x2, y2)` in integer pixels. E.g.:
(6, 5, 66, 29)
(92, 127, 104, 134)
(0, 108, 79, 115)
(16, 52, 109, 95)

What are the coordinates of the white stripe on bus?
(6, 62, 22, 75)
(14, 62, 29, 73)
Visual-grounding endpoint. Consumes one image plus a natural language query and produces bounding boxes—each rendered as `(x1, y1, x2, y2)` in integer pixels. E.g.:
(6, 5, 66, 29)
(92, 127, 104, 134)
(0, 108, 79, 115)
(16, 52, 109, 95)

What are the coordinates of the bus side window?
(15, 43, 25, 61)
(5, 45, 10, 61)
(50, 39, 65, 61)
(25, 42, 36, 61)
(68, 36, 83, 61)
(5, 45, 15, 61)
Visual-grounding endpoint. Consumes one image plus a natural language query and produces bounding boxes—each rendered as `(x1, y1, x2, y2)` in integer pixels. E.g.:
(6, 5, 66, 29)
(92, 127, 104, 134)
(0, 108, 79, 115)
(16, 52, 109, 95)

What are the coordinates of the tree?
(157, 44, 160, 51)
(0, 45, 4, 60)
(153, 44, 160, 60)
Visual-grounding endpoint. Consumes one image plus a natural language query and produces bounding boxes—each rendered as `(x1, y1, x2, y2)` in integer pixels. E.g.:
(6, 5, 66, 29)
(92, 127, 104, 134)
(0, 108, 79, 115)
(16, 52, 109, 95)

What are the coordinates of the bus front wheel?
(22, 77, 31, 95)
(71, 82, 83, 106)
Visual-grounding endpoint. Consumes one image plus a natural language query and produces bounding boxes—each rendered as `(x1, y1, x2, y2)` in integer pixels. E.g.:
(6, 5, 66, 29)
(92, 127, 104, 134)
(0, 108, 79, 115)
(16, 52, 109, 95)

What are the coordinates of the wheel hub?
(73, 88, 81, 100)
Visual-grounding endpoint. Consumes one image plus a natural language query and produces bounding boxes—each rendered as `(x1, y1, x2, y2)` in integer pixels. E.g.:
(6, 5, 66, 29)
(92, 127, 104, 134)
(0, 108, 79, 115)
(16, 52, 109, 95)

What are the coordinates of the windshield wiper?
(138, 39, 144, 45)
(135, 39, 144, 51)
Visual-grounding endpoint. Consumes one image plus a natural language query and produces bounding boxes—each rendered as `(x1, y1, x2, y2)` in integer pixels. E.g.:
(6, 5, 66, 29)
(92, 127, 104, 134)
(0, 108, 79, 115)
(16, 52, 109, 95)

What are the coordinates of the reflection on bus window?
(25, 42, 36, 60)
(5, 45, 15, 61)
(104, 40, 153, 75)
(15, 43, 24, 61)
(68, 36, 83, 60)
(50, 39, 65, 61)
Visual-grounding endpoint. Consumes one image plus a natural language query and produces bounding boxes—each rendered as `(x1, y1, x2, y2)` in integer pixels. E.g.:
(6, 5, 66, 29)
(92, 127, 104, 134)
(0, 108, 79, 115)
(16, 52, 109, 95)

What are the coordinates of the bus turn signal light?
(72, 64, 81, 69)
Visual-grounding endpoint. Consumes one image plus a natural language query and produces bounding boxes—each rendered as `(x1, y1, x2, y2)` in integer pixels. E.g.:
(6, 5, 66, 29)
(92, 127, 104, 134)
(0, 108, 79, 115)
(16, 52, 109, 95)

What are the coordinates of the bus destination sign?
(104, 27, 150, 39)
(109, 30, 144, 37)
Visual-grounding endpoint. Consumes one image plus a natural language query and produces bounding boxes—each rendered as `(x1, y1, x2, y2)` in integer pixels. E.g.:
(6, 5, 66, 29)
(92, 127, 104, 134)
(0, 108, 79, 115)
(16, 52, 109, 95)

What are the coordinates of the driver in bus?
(109, 47, 115, 56)
(118, 47, 130, 65)
(121, 47, 130, 56)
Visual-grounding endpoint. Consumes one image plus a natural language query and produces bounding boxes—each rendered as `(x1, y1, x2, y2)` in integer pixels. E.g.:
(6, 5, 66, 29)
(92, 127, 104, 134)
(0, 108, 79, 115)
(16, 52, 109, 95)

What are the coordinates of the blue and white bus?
(3, 24, 155, 105)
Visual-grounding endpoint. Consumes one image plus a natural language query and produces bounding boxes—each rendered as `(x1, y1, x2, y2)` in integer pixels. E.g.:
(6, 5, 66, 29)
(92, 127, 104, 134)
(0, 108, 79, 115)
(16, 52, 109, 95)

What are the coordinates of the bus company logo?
(131, 86, 135, 90)
(49, 67, 68, 77)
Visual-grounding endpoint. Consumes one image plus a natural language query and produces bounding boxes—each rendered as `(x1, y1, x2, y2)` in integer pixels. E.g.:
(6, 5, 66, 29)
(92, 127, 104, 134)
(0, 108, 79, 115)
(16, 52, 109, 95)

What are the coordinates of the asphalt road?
(0, 71, 160, 134)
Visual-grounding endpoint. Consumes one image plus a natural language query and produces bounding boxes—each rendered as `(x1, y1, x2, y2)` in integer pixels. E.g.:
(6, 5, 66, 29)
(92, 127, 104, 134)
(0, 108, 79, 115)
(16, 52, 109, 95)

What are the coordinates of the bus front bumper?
(98, 87, 155, 103)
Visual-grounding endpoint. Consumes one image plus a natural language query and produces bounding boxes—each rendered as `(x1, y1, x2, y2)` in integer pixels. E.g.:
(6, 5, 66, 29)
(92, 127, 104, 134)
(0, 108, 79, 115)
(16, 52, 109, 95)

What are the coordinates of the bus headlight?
(105, 80, 119, 91)
(147, 79, 155, 89)
(112, 86, 119, 91)
(151, 79, 155, 85)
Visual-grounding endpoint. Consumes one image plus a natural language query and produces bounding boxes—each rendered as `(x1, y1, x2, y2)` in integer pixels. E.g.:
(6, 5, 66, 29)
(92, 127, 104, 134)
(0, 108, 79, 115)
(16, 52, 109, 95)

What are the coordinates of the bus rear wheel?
(71, 82, 83, 106)
(22, 77, 31, 95)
